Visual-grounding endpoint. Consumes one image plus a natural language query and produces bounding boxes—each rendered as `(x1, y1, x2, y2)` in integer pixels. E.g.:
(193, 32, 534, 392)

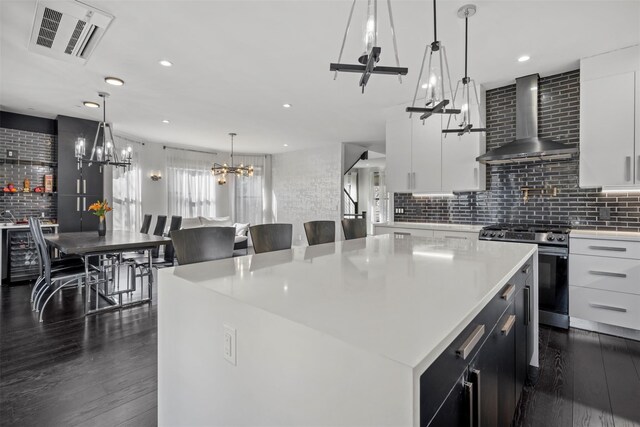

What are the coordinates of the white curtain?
(112, 137, 142, 231)
(166, 148, 228, 219)
(232, 154, 271, 226)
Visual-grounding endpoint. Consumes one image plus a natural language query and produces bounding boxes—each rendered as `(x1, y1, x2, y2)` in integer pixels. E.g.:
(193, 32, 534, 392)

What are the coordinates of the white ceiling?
(1, 0, 638, 154)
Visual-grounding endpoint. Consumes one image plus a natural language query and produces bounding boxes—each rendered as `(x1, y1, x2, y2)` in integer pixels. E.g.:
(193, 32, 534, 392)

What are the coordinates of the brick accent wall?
(394, 69, 640, 232)
(0, 127, 57, 220)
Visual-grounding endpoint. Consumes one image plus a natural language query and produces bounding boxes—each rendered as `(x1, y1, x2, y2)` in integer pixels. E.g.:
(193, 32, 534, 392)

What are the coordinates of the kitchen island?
(158, 234, 538, 426)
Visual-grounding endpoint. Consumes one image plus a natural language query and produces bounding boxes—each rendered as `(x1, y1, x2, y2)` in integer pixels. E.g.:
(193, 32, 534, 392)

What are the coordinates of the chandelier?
(212, 133, 254, 185)
(406, 0, 460, 120)
(443, 4, 486, 136)
(329, 0, 408, 93)
(75, 92, 132, 171)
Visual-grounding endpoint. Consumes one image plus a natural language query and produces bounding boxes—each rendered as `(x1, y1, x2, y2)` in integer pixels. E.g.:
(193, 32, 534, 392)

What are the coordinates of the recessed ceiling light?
(83, 101, 100, 108)
(518, 55, 530, 62)
(162, 119, 170, 124)
(104, 77, 124, 86)
(283, 144, 289, 147)
(159, 59, 173, 67)
(283, 103, 291, 108)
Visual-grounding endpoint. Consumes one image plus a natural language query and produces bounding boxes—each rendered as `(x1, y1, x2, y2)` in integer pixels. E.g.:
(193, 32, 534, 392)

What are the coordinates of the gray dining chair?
(341, 218, 367, 240)
(151, 215, 167, 258)
(140, 214, 152, 234)
(170, 226, 236, 265)
(304, 220, 336, 246)
(250, 223, 293, 254)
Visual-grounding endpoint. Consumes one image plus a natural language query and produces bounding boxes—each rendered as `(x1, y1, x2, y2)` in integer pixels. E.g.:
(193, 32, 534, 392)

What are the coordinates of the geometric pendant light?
(329, 0, 408, 93)
(442, 4, 486, 136)
(406, 0, 460, 120)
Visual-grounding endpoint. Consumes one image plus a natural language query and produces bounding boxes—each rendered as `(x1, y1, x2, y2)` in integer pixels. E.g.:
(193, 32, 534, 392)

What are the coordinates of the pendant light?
(75, 92, 132, 171)
(442, 4, 486, 136)
(329, 0, 408, 93)
(406, 0, 459, 120)
(211, 133, 254, 185)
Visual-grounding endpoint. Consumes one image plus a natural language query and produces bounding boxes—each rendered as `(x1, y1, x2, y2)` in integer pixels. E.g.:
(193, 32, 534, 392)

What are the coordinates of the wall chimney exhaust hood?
(476, 74, 578, 164)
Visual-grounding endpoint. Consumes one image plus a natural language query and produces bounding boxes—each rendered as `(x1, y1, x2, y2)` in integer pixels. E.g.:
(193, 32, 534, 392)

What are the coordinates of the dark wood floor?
(2, 281, 640, 427)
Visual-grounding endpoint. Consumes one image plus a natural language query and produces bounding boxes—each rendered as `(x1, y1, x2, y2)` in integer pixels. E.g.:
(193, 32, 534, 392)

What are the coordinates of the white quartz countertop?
(0, 223, 58, 230)
(164, 235, 536, 370)
(571, 229, 640, 242)
(375, 222, 485, 232)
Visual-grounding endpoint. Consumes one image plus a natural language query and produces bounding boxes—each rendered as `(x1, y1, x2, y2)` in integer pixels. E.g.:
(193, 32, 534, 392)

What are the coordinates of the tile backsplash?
(0, 127, 57, 220)
(394, 69, 640, 232)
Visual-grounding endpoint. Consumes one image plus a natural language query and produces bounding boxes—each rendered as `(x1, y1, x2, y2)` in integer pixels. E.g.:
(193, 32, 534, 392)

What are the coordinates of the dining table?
(44, 230, 171, 315)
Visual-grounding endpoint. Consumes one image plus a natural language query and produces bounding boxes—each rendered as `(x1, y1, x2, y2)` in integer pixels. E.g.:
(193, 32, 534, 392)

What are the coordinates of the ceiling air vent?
(29, 1, 114, 65)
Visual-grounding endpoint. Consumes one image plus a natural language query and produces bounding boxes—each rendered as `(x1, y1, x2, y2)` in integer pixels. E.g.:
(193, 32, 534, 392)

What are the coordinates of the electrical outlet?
(223, 324, 236, 366)
(6, 149, 16, 158)
(394, 207, 405, 214)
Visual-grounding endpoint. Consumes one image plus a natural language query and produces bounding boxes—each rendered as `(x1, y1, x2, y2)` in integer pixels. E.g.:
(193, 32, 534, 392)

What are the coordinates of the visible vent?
(64, 19, 86, 54)
(36, 7, 62, 48)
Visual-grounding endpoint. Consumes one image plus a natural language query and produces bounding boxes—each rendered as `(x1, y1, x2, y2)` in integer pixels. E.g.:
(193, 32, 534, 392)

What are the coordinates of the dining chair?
(140, 214, 152, 234)
(341, 218, 367, 240)
(151, 215, 167, 258)
(304, 220, 336, 246)
(163, 215, 183, 264)
(28, 218, 87, 322)
(250, 224, 293, 254)
(170, 226, 236, 265)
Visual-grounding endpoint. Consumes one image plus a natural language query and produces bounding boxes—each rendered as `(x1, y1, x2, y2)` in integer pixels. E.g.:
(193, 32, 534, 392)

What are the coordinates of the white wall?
(272, 144, 342, 245)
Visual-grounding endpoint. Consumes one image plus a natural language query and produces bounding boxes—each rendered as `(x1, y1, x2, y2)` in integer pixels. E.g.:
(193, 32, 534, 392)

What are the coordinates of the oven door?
(537, 245, 569, 328)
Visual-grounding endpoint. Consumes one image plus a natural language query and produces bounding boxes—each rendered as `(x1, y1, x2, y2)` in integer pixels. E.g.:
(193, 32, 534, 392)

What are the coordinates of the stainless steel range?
(479, 223, 570, 329)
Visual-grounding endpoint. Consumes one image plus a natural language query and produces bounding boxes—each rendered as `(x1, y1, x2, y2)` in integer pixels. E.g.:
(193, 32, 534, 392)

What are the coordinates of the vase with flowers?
(88, 199, 113, 237)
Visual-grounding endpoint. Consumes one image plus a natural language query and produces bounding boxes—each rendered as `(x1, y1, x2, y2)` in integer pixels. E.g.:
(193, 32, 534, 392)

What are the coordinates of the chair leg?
(34, 280, 50, 312)
(31, 276, 44, 305)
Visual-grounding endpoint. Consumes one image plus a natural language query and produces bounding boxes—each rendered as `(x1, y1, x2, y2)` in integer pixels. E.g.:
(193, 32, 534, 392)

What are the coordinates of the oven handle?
(537, 246, 569, 257)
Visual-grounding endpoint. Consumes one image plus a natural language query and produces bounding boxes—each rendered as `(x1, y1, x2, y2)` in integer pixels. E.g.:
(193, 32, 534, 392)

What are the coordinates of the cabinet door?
(497, 304, 517, 427)
(469, 322, 499, 427)
(428, 372, 473, 427)
(412, 116, 442, 192)
(56, 129, 83, 196)
(82, 163, 104, 198)
(385, 117, 412, 192)
(56, 195, 82, 232)
(515, 286, 530, 406)
(580, 72, 636, 188)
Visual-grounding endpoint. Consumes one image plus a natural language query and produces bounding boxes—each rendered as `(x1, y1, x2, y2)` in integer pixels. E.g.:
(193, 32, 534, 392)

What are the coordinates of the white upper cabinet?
(580, 45, 640, 188)
(385, 93, 486, 194)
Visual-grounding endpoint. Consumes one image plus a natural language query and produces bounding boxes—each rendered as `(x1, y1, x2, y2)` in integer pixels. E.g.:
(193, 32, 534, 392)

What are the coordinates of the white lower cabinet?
(569, 235, 640, 332)
(374, 226, 434, 238)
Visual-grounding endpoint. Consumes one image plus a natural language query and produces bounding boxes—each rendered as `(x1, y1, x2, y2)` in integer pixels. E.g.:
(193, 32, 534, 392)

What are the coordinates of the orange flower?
(87, 199, 113, 216)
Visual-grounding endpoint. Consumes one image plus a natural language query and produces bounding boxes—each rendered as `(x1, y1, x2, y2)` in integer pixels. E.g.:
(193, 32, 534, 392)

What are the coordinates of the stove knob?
(557, 235, 566, 242)
(481, 231, 488, 237)
(490, 232, 496, 237)
(547, 235, 556, 241)
(498, 233, 505, 238)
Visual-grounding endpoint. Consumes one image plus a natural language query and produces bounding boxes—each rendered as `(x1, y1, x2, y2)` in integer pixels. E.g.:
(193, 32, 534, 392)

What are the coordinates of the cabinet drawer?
(570, 286, 640, 330)
(570, 237, 640, 259)
(570, 254, 640, 295)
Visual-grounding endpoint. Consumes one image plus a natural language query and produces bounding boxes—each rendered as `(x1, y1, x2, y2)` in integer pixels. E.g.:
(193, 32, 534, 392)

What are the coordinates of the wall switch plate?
(223, 324, 236, 366)
(6, 149, 16, 158)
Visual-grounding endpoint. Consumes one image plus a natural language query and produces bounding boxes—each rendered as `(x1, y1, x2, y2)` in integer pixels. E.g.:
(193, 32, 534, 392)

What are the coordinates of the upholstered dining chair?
(341, 218, 367, 240)
(150, 215, 167, 258)
(140, 214, 152, 234)
(170, 226, 236, 265)
(249, 224, 293, 254)
(303, 220, 336, 246)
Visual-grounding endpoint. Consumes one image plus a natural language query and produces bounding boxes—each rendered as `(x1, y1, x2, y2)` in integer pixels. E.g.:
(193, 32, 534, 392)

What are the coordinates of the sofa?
(180, 216, 250, 252)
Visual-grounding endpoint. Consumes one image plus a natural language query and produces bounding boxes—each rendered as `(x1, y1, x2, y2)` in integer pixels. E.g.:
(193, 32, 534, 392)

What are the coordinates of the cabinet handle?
(76, 197, 80, 212)
(588, 245, 626, 252)
(589, 270, 627, 278)
(456, 324, 485, 360)
(637, 155, 640, 182)
(394, 232, 411, 236)
(473, 167, 478, 187)
(82, 197, 86, 211)
(625, 156, 632, 182)
(83, 180, 86, 194)
(76, 179, 80, 194)
(501, 283, 515, 300)
(501, 314, 516, 336)
(521, 264, 531, 275)
(444, 235, 467, 240)
(589, 303, 627, 313)
(411, 172, 416, 189)
(464, 381, 474, 427)
(407, 173, 411, 190)
(469, 369, 481, 427)
(524, 286, 531, 325)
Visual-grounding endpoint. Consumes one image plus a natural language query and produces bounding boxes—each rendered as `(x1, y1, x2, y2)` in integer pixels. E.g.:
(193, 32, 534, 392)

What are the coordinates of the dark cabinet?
(469, 317, 501, 427)
(56, 116, 104, 232)
(515, 285, 531, 405)
(497, 305, 517, 427)
(429, 372, 473, 427)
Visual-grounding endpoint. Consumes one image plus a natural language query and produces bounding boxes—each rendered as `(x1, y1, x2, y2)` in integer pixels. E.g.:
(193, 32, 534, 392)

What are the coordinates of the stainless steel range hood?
(476, 74, 578, 164)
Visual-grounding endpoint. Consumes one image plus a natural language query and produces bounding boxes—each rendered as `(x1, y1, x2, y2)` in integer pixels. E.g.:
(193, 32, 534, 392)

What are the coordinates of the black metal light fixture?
(406, 0, 459, 120)
(75, 92, 132, 171)
(211, 133, 254, 185)
(329, 0, 408, 93)
(442, 4, 486, 136)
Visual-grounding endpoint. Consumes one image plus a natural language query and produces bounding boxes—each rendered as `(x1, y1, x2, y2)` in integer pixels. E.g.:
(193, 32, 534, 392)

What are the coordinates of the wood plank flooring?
(2, 281, 640, 426)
